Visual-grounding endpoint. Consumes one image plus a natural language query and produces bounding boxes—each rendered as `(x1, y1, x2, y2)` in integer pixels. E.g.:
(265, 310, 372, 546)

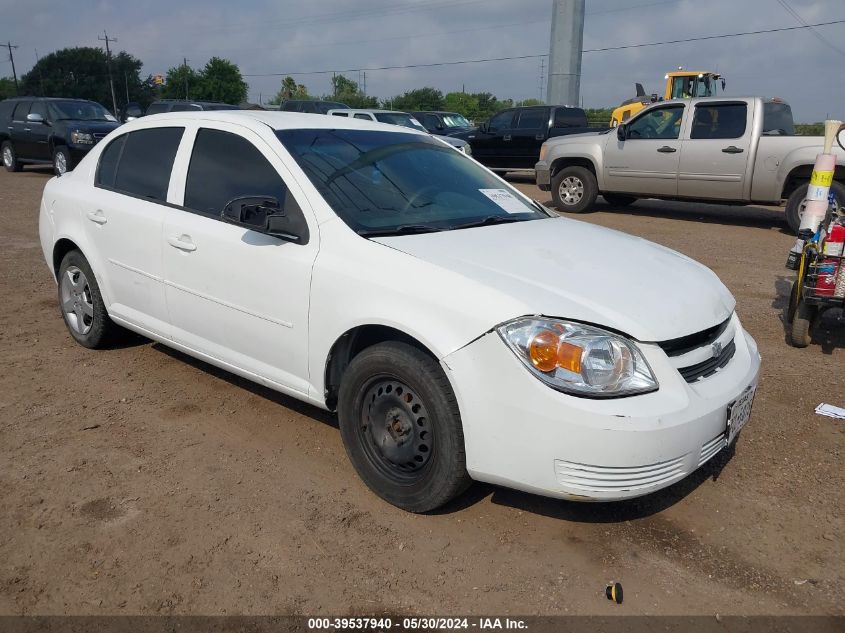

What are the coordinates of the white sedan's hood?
(374, 217, 735, 342)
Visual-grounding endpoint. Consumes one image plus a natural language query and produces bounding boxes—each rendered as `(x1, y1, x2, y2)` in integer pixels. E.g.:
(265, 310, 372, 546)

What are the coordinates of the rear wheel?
(602, 193, 637, 208)
(551, 166, 598, 214)
(789, 299, 816, 348)
(337, 341, 471, 512)
(57, 250, 121, 348)
(785, 181, 845, 234)
(2, 141, 22, 172)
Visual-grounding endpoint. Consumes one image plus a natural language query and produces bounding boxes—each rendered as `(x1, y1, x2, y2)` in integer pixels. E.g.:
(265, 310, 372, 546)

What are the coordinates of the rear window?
(96, 134, 127, 188)
(109, 127, 184, 201)
(145, 103, 170, 115)
(762, 102, 795, 136)
(553, 108, 587, 128)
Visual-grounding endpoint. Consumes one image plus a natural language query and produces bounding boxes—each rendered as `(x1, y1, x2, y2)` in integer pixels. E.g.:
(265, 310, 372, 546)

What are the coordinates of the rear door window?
(690, 103, 747, 139)
(111, 127, 184, 201)
(95, 134, 127, 188)
(515, 108, 549, 129)
(354, 113, 372, 120)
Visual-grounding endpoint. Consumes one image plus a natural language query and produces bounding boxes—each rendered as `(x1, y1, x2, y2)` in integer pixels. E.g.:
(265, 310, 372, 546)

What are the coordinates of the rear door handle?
(722, 146, 745, 154)
(503, 134, 512, 141)
(86, 210, 107, 225)
(168, 235, 197, 252)
(23, 127, 31, 132)
(657, 146, 677, 153)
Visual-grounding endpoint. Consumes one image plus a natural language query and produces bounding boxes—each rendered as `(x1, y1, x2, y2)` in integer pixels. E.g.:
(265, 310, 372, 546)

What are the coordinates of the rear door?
(162, 123, 318, 392)
(602, 103, 685, 196)
(509, 107, 550, 168)
(83, 126, 184, 335)
(677, 101, 752, 200)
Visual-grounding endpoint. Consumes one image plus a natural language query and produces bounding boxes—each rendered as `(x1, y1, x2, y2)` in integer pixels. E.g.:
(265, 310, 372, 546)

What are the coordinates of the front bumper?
(535, 160, 551, 191)
(441, 315, 760, 501)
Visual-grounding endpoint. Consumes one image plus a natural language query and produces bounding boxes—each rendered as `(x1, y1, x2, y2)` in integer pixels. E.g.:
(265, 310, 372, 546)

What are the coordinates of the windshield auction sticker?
(478, 189, 527, 214)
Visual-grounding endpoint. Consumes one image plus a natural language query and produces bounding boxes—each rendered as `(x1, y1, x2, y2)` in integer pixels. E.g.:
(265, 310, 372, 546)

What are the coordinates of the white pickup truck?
(535, 97, 845, 233)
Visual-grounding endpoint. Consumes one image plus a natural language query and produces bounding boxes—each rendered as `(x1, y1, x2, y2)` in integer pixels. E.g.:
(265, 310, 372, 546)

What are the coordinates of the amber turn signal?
(528, 331, 584, 374)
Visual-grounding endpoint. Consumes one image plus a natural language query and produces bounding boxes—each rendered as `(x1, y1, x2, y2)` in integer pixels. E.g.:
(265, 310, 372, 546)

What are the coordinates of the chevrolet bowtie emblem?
(712, 341, 723, 358)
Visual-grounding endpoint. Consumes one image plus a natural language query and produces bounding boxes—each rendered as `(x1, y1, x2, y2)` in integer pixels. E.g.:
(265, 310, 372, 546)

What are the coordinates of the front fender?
(546, 141, 606, 189)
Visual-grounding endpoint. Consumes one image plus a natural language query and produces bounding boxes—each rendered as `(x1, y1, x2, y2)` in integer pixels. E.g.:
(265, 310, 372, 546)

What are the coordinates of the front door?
(603, 104, 685, 196)
(22, 101, 52, 160)
(162, 124, 318, 393)
(678, 101, 752, 200)
(468, 108, 516, 168)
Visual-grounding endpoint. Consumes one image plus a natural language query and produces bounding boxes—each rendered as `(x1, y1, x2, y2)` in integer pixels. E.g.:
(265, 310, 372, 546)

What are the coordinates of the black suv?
(450, 105, 606, 170)
(145, 99, 241, 115)
(410, 111, 474, 136)
(1, 97, 121, 175)
(280, 100, 350, 114)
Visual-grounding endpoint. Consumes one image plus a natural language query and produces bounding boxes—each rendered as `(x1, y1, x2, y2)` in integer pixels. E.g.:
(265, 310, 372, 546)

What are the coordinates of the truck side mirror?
(616, 124, 627, 142)
(479, 121, 489, 133)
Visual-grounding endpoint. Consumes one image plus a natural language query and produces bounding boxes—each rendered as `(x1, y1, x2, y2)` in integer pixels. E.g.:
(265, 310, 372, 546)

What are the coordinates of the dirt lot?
(0, 167, 842, 617)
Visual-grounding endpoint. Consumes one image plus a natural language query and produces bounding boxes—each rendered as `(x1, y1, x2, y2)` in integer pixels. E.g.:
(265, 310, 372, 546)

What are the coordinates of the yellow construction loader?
(610, 69, 726, 126)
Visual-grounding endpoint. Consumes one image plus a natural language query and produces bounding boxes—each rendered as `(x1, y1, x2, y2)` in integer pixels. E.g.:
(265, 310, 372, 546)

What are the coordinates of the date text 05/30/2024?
(307, 617, 528, 630)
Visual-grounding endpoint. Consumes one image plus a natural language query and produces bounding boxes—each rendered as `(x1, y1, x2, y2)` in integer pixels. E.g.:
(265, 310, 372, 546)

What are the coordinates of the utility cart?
(788, 232, 845, 347)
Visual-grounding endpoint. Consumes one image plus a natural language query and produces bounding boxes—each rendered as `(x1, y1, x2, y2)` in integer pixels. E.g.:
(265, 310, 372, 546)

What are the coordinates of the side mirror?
(616, 124, 627, 142)
(479, 121, 489, 134)
(838, 124, 845, 152)
(436, 124, 444, 130)
(222, 195, 305, 243)
(26, 112, 44, 124)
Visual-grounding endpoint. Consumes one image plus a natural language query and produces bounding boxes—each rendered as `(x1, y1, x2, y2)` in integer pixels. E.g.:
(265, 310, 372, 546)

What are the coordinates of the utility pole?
(183, 57, 189, 99)
(98, 30, 118, 114)
(5, 42, 19, 94)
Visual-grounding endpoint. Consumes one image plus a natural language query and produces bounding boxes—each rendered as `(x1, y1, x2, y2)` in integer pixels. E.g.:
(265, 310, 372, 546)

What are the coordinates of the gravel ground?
(0, 167, 842, 617)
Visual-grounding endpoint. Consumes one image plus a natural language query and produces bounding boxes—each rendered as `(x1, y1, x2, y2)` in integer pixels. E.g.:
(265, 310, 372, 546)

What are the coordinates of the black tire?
(57, 250, 121, 349)
(337, 341, 471, 512)
(789, 299, 816, 348)
(53, 146, 73, 176)
(551, 165, 598, 213)
(787, 280, 799, 324)
(2, 141, 22, 172)
(785, 181, 845, 234)
(602, 193, 637, 208)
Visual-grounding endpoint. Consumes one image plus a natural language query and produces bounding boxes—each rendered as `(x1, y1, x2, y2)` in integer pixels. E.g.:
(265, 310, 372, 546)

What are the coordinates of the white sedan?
(38, 111, 760, 512)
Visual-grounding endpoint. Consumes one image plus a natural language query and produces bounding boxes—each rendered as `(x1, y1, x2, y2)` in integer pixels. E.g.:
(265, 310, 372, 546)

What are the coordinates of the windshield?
(277, 129, 547, 235)
(442, 113, 471, 128)
(374, 112, 427, 131)
(49, 100, 114, 121)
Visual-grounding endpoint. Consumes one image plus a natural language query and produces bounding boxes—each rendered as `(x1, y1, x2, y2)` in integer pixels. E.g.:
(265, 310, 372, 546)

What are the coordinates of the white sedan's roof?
(139, 110, 428, 134)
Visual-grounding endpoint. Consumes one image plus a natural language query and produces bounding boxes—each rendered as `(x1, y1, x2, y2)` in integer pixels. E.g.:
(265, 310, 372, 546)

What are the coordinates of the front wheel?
(789, 299, 817, 348)
(785, 181, 845, 234)
(53, 146, 73, 176)
(337, 341, 471, 512)
(551, 166, 598, 213)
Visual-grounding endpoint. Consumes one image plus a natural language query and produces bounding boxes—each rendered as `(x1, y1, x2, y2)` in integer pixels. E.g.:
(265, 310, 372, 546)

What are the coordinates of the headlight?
(71, 131, 94, 144)
(497, 317, 658, 398)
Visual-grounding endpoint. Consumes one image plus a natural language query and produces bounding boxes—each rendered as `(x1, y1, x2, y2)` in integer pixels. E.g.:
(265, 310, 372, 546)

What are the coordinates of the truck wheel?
(551, 166, 598, 214)
(57, 250, 121, 349)
(337, 341, 471, 512)
(785, 181, 845, 234)
(602, 193, 637, 208)
(2, 141, 22, 172)
(53, 146, 73, 176)
(789, 299, 816, 348)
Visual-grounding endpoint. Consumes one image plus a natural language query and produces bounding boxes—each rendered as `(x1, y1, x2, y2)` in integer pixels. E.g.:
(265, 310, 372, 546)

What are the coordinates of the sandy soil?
(0, 167, 842, 617)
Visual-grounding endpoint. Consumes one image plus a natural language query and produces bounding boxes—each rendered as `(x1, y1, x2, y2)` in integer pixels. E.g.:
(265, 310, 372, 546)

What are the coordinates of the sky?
(2, 0, 844, 122)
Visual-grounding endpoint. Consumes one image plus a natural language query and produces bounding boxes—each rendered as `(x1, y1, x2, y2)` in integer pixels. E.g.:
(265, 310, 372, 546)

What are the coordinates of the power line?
(775, 0, 845, 59)
(242, 19, 845, 77)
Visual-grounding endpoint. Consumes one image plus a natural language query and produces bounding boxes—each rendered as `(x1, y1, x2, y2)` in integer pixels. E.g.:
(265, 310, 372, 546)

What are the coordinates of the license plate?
(726, 386, 755, 446)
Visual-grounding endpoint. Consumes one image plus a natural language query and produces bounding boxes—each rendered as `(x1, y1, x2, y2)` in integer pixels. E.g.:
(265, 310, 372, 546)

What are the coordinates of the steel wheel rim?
(358, 377, 433, 483)
(55, 151, 67, 174)
(559, 176, 584, 205)
(61, 266, 94, 335)
(2, 146, 11, 168)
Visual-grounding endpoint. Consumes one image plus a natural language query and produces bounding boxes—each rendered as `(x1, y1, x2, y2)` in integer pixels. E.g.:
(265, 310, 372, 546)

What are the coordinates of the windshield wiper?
(452, 215, 527, 230)
(358, 224, 444, 237)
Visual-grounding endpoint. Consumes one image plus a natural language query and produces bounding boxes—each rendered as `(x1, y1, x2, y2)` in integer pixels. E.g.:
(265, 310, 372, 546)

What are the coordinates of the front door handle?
(23, 127, 31, 132)
(86, 210, 107, 225)
(168, 235, 197, 252)
(657, 146, 677, 153)
(503, 134, 512, 141)
(722, 146, 745, 154)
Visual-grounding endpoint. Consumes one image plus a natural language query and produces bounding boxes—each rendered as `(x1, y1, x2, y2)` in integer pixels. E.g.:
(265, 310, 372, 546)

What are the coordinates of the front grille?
(554, 456, 686, 493)
(678, 339, 736, 383)
(657, 317, 731, 357)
